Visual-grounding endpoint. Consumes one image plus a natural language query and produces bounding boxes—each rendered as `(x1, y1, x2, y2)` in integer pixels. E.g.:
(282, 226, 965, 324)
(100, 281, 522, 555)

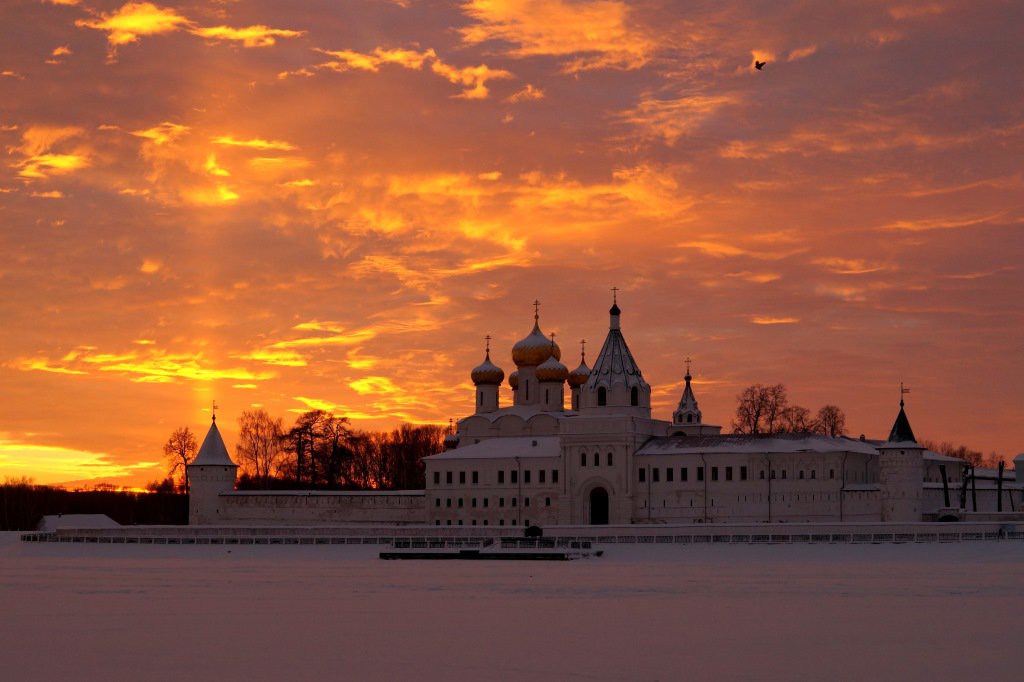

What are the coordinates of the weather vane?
(211, 399, 218, 421)
(900, 382, 910, 407)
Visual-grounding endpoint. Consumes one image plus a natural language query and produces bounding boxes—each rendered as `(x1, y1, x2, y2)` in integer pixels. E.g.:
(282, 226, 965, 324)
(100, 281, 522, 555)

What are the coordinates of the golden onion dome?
(508, 370, 519, 389)
(511, 317, 561, 367)
(536, 354, 568, 383)
(470, 350, 504, 385)
(567, 359, 591, 387)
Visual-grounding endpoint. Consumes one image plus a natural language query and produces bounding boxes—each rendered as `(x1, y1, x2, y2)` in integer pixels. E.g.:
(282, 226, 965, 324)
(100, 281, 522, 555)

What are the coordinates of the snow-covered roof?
(36, 514, 120, 531)
(638, 433, 881, 456)
(428, 436, 560, 461)
(191, 419, 237, 466)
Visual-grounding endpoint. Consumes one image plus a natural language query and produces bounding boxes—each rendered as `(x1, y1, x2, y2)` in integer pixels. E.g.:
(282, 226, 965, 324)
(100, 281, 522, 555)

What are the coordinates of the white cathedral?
(187, 297, 1023, 527)
(422, 298, 1021, 527)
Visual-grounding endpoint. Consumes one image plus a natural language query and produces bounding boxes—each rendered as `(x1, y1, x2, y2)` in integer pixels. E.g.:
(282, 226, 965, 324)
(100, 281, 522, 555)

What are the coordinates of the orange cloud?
(130, 122, 190, 145)
(751, 316, 799, 325)
(76, 2, 191, 47)
(211, 135, 296, 151)
(506, 83, 544, 103)
(191, 25, 304, 47)
(297, 46, 512, 99)
(460, 0, 653, 72)
(619, 94, 740, 144)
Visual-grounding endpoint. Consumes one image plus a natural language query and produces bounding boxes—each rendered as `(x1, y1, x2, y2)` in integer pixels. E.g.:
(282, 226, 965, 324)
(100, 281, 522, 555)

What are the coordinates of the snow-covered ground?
(1, 531, 1021, 681)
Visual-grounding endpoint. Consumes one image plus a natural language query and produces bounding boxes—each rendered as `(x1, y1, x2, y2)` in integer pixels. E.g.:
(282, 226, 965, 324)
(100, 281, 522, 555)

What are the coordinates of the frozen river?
(1, 532, 1020, 680)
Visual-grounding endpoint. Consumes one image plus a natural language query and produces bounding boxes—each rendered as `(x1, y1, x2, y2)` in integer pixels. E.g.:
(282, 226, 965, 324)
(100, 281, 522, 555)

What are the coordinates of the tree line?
(160, 409, 445, 492)
(731, 383, 847, 436)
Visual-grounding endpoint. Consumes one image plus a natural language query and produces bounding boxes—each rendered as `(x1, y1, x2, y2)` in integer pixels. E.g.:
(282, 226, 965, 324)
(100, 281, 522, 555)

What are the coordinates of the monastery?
(187, 298, 1024, 526)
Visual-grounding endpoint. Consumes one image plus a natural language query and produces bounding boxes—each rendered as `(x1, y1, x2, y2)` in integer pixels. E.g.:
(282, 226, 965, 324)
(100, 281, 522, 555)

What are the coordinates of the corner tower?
(877, 392, 924, 522)
(579, 294, 651, 417)
(186, 414, 238, 525)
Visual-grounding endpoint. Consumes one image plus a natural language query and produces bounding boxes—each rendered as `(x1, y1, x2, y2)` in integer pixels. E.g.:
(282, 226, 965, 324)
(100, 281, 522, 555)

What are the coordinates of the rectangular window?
(471, 498, 477, 508)
(511, 470, 518, 484)
(434, 498, 440, 507)
(524, 470, 531, 484)
(760, 470, 765, 480)
(483, 498, 489, 508)
(552, 469, 559, 483)
(829, 469, 835, 479)
(581, 453, 587, 467)
(498, 470, 505, 484)
(458, 498, 463, 508)
(771, 470, 776, 479)
(512, 498, 517, 507)
(545, 497, 551, 507)
(472, 471, 479, 484)
(726, 467, 733, 481)
(799, 470, 805, 480)
(712, 467, 719, 481)
(638, 468, 646, 483)
(446, 471, 452, 485)
(741, 466, 748, 481)
(446, 498, 452, 508)
(782, 470, 787, 479)
(681, 467, 688, 482)
(459, 471, 466, 484)
(433, 472, 440, 485)
(539, 469, 546, 484)
(525, 497, 530, 507)
(666, 468, 674, 482)
(811, 470, 816, 479)
(653, 467, 660, 482)
(499, 519, 504, 526)
(499, 497, 505, 507)
(697, 467, 704, 482)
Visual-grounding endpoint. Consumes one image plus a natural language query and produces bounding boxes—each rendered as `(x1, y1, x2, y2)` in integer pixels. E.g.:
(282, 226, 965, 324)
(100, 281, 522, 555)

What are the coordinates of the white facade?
(424, 300, 1022, 527)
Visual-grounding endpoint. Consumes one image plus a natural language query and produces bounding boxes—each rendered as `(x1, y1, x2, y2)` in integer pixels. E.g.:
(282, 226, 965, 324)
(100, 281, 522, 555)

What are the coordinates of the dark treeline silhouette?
(732, 383, 847, 436)
(0, 479, 187, 531)
(232, 408, 444, 491)
(919, 439, 1006, 469)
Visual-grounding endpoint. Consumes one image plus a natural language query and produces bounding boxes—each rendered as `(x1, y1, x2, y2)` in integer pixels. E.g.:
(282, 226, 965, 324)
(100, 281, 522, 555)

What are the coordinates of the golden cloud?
(618, 94, 740, 144)
(211, 135, 296, 151)
(294, 46, 512, 98)
(751, 316, 799, 325)
(506, 83, 544, 103)
(192, 25, 304, 47)
(460, 0, 654, 72)
(76, 2, 191, 46)
(131, 122, 190, 145)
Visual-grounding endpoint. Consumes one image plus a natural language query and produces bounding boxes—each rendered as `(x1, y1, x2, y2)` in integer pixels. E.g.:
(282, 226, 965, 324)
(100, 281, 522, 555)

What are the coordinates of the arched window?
(545, 389, 549, 403)
(597, 386, 607, 406)
(593, 452, 599, 467)
(525, 381, 529, 400)
(580, 452, 587, 467)
(630, 386, 639, 406)
(607, 452, 613, 466)
(687, 414, 693, 423)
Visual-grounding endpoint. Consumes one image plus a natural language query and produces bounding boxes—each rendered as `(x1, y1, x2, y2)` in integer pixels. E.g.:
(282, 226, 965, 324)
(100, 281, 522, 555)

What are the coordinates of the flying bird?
(755, 60, 766, 70)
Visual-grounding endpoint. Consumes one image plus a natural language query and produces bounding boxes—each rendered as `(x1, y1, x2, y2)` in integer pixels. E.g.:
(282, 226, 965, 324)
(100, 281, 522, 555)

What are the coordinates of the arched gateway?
(589, 487, 609, 525)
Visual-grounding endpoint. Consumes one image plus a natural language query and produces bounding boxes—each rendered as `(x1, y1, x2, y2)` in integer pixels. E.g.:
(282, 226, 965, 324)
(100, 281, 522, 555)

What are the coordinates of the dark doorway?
(589, 487, 609, 525)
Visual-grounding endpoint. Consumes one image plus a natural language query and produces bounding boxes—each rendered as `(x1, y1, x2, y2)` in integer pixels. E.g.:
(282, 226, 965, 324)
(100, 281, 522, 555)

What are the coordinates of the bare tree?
(733, 384, 789, 434)
(814, 405, 847, 437)
(163, 426, 198, 492)
(236, 409, 285, 487)
(780, 405, 813, 433)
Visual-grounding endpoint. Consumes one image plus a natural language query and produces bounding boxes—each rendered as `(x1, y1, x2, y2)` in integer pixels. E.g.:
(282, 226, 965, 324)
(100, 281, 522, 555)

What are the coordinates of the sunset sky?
(1, 0, 1021, 487)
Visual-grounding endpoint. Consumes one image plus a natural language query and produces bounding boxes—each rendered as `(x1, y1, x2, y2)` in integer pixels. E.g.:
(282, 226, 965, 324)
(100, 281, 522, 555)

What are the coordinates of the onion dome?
(508, 370, 519, 389)
(511, 302, 561, 367)
(567, 342, 591, 387)
(470, 336, 504, 385)
(536, 353, 568, 383)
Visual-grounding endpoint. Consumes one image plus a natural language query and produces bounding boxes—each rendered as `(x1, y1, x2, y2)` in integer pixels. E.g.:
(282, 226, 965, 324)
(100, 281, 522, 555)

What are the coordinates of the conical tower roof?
(191, 417, 237, 466)
(584, 299, 648, 391)
(673, 364, 702, 424)
(886, 400, 917, 444)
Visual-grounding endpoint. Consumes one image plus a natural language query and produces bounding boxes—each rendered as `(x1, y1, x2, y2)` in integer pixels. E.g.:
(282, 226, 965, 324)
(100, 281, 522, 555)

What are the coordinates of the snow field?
(1, 532, 1021, 681)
